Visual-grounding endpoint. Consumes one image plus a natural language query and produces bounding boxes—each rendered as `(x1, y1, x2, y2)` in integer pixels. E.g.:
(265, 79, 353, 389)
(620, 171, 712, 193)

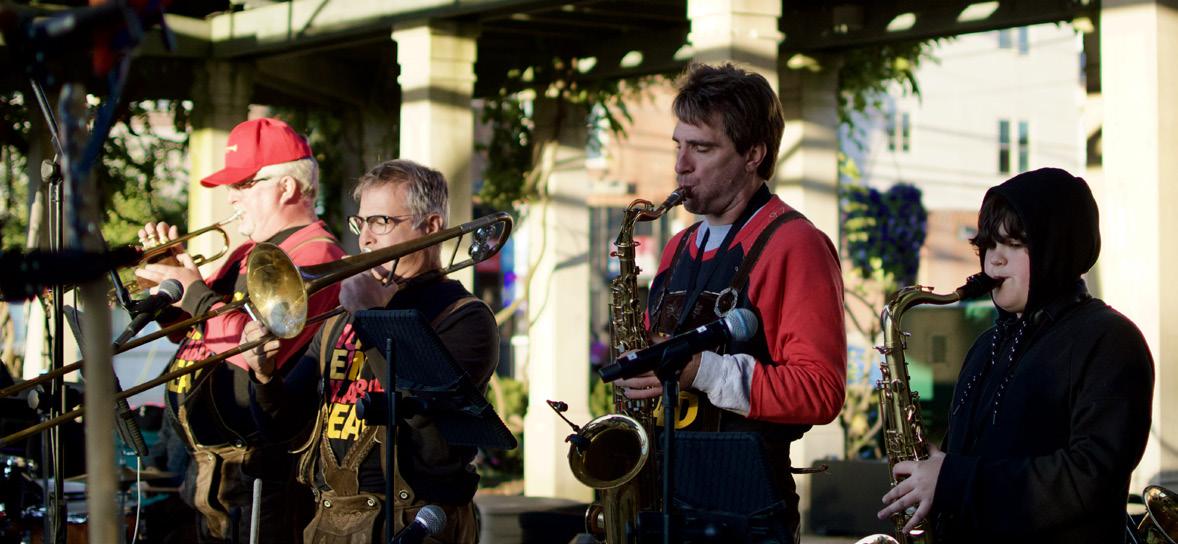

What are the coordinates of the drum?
(22, 480, 136, 544)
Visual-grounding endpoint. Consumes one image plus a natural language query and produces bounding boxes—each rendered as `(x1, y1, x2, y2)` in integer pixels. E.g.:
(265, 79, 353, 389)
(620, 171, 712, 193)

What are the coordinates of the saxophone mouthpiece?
(957, 272, 1000, 300)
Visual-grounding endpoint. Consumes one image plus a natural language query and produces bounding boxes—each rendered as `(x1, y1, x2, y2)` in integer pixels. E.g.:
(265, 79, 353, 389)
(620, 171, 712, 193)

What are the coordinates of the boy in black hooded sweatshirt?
(877, 168, 1155, 542)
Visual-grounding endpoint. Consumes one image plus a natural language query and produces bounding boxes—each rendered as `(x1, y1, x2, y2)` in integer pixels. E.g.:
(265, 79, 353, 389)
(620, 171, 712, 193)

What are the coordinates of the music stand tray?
(351, 309, 516, 450)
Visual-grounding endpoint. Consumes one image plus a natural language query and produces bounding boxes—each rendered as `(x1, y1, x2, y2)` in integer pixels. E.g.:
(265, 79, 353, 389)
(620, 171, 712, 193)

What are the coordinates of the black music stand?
(351, 309, 517, 543)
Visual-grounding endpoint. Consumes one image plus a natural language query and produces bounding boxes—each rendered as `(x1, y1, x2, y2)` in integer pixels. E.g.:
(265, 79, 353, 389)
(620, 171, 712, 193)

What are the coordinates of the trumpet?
(0, 212, 513, 423)
(116, 212, 240, 302)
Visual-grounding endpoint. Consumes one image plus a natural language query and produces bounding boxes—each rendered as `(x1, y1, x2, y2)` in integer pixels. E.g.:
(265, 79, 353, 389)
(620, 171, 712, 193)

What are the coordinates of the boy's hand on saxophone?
(877, 444, 945, 533)
(612, 334, 702, 399)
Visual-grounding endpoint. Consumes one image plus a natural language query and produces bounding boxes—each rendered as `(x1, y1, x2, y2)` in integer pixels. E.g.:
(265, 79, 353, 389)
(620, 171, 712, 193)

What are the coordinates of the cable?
(132, 456, 142, 544)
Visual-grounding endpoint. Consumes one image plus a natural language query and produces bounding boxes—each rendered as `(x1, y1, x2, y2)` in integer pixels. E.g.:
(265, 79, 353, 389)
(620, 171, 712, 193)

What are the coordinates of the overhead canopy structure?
(0, 0, 1094, 106)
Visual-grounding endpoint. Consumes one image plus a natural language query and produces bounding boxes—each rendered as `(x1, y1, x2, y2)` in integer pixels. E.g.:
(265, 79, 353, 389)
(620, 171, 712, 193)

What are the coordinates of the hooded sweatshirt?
(932, 168, 1154, 542)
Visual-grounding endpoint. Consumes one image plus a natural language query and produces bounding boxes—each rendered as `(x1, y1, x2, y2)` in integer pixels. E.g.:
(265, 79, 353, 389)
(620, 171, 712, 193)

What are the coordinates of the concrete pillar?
(522, 98, 593, 501)
(1099, 0, 1178, 491)
(393, 21, 477, 287)
(777, 59, 842, 238)
(686, 0, 783, 84)
(188, 61, 252, 275)
(686, 0, 843, 526)
(339, 105, 398, 252)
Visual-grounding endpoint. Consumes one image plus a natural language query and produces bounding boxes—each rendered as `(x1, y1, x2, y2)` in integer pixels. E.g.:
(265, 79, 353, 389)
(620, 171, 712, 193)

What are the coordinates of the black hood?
(981, 168, 1100, 315)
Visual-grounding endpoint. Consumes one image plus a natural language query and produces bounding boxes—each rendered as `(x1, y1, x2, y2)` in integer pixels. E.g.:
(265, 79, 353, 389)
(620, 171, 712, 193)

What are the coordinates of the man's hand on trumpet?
(241, 320, 282, 384)
(339, 266, 399, 314)
(134, 220, 205, 300)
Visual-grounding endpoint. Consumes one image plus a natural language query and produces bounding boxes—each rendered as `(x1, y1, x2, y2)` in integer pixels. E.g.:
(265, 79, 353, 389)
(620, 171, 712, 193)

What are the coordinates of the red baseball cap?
(200, 118, 313, 187)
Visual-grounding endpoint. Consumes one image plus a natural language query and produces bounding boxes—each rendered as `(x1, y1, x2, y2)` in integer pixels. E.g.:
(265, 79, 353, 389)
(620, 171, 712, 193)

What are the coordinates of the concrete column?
(777, 59, 841, 238)
(393, 21, 477, 286)
(777, 58, 845, 534)
(686, 0, 783, 84)
(1099, 0, 1178, 491)
(522, 98, 593, 501)
(339, 105, 398, 252)
(188, 61, 252, 275)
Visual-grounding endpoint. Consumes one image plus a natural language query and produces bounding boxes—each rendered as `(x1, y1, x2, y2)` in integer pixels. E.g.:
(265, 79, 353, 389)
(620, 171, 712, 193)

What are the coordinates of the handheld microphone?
(598, 308, 759, 382)
(392, 504, 447, 544)
(113, 279, 183, 348)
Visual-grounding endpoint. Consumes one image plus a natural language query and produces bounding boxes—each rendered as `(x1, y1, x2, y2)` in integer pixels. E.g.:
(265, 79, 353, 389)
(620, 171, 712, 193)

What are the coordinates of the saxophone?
(548, 188, 685, 543)
(875, 273, 996, 544)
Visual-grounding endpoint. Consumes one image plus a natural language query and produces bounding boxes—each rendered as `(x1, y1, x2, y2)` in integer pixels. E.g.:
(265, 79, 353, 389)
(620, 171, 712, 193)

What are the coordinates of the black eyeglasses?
(232, 176, 275, 191)
(347, 214, 413, 235)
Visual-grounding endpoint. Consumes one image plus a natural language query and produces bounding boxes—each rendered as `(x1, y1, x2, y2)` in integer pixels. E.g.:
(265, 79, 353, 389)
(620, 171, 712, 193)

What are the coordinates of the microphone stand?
(31, 77, 69, 544)
(653, 341, 699, 544)
(384, 337, 397, 544)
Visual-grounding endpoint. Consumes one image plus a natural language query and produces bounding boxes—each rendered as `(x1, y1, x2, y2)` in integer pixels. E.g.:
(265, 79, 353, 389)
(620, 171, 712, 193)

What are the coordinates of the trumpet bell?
(246, 243, 308, 339)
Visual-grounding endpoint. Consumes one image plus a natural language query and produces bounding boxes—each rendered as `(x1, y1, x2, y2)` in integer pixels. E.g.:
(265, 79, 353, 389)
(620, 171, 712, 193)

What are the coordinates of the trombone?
(0, 212, 513, 446)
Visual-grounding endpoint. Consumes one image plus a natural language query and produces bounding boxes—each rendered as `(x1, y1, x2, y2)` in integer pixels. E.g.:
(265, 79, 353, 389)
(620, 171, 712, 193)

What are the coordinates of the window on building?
(997, 29, 1011, 49)
(1017, 27, 1030, 55)
(1018, 121, 1030, 172)
(901, 112, 911, 152)
(998, 120, 1011, 174)
(886, 109, 897, 151)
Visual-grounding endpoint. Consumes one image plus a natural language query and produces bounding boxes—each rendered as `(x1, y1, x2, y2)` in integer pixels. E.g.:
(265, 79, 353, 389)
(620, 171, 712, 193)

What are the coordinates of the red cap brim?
(200, 166, 260, 188)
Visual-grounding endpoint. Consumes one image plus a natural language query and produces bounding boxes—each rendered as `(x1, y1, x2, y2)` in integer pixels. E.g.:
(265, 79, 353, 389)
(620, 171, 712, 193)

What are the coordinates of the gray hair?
(352, 159, 449, 229)
(256, 157, 319, 204)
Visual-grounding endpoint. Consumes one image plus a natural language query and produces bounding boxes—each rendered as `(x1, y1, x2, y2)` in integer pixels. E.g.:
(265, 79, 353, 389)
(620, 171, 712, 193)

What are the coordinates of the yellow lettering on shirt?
(347, 351, 365, 381)
(167, 360, 192, 394)
(325, 403, 349, 439)
(341, 406, 364, 440)
(328, 348, 349, 380)
(653, 391, 700, 429)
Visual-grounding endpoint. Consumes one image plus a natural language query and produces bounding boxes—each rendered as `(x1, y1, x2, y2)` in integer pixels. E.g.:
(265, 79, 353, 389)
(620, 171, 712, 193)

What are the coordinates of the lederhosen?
(647, 186, 810, 540)
(294, 295, 483, 544)
(166, 233, 339, 540)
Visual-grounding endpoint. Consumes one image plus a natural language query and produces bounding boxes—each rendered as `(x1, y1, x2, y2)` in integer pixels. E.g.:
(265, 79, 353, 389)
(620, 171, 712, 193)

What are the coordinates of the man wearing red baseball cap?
(135, 117, 347, 542)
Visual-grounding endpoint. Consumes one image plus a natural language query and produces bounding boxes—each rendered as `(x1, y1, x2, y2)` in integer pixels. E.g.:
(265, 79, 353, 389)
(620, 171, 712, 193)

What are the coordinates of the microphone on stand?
(111, 279, 182, 457)
(392, 504, 447, 544)
(113, 279, 183, 348)
(598, 308, 759, 382)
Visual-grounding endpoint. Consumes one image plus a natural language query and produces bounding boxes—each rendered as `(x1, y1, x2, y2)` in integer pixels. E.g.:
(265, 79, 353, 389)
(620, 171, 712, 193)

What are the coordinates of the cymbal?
(66, 465, 176, 484)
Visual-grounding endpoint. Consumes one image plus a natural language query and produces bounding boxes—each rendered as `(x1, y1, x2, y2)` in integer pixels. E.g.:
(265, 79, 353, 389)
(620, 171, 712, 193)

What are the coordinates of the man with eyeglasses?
(240, 159, 498, 543)
(134, 117, 346, 543)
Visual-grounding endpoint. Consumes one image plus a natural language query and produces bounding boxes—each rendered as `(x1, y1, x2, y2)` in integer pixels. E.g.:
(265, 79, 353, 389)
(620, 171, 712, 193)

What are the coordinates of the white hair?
(256, 157, 319, 204)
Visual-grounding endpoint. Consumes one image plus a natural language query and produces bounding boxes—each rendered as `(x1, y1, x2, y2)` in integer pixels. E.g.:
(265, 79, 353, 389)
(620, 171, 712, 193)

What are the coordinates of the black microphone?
(113, 279, 183, 348)
(392, 504, 447, 544)
(598, 308, 759, 382)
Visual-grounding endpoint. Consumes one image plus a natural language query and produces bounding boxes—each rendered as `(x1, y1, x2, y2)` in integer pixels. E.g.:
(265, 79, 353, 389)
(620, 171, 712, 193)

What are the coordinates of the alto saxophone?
(875, 273, 996, 543)
(548, 188, 685, 543)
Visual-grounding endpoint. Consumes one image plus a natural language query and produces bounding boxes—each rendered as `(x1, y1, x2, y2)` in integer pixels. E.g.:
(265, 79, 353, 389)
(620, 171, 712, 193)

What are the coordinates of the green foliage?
(838, 38, 941, 151)
(0, 93, 190, 249)
(480, 374, 528, 487)
(476, 57, 659, 213)
(842, 183, 928, 288)
(269, 108, 351, 237)
(96, 100, 191, 245)
(477, 94, 534, 211)
(590, 375, 613, 418)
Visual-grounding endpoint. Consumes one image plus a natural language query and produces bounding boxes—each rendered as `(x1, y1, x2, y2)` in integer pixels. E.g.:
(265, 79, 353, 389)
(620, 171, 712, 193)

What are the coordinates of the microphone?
(598, 308, 759, 382)
(392, 504, 447, 544)
(113, 279, 183, 348)
(0, 246, 140, 302)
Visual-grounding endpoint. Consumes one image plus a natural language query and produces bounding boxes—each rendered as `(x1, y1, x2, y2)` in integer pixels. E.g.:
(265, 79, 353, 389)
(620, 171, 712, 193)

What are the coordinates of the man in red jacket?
(135, 117, 346, 542)
(613, 63, 847, 543)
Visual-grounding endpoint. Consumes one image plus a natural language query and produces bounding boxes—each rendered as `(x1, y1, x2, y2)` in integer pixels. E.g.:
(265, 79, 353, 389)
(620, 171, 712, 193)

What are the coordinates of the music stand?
(351, 309, 517, 543)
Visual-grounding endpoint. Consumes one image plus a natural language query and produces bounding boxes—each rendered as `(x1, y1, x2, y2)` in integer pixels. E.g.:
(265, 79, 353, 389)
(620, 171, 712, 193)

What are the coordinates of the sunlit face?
(355, 183, 433, 279)
(984, 229, 1031, 316)
(672, 115, 761, 220)
(226, 175, 284, 242)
